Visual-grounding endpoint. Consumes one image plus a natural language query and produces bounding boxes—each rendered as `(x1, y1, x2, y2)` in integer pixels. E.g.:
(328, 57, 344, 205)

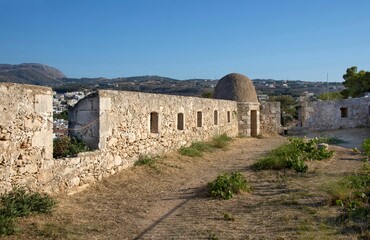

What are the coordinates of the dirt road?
(8, 129, 370, 239)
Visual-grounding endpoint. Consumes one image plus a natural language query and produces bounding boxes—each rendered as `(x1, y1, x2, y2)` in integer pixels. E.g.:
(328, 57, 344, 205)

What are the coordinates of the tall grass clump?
(0, 188, 56, 236)
(211, 133, 232, 149)
(208, 172, 252, 200)
(326, 171, 370, 235)
(251, 137, 334, 173)
(134, 155, 156, 166)
(179, 141, 211, 157)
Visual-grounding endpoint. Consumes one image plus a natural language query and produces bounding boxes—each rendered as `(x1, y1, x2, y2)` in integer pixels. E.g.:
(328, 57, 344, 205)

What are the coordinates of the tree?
(341, 66, 370, 98)
(269, 95, 298, 126)
(317, 92, 343, 101)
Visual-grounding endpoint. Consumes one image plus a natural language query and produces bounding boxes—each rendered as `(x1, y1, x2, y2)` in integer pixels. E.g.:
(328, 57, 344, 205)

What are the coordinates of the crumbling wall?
(0, 83, 53, 194)
(300, 97, 370, 130)
(260, 101, 282, 134)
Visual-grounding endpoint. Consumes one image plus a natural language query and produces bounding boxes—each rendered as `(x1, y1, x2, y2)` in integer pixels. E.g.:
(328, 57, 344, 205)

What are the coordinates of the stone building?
(0, 73, 281, 194)
(213, 73, 261, 137)
(297, 97, 370, 131)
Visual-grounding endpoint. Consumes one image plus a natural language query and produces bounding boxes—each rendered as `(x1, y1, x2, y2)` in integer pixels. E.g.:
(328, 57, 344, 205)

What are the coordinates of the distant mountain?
(0, 63, 66, 85)
(0, 63, 344, 97)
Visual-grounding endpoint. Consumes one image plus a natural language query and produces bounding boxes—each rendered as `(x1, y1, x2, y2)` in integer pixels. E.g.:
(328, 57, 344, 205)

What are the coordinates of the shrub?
(0, 188, 56, 236)
(251, 137, 333, 173)
(208, 172, 251, 200)
(53, 136, 90, 158)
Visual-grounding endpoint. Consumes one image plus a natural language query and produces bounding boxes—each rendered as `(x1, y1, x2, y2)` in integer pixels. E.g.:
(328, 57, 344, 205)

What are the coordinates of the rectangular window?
(150, 112, 159, 133)
(177, 113, 184, 130)
(214, 110, 218, 125)
(340, 107, 348, 118)
(197, 111, 202, 127)
(227, 111, 231, 123)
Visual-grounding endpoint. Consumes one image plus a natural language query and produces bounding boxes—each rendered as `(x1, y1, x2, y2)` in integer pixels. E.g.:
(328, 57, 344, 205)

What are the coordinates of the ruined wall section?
(97, 90, 238, 163)
(260, 101, 282, 134)
(0, 83, 53, 193)
(1, 85, 239, 195)
(300, 97, 370, 130)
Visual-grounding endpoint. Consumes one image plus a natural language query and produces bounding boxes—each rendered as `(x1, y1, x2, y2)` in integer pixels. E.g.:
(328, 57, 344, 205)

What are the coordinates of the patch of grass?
(223, 212, 235, 221)
(53, 136, 90, 158)
(211, 133, 232, 149)
(179, 134, 232, 157)
(134, 155, 156, 166)
(36, 223, 69, 239)
(0, 188, 56, 236)
(208, 172, 252, 200)
(317, 136, 347, 145)
(326, 170, 370, 236)
(251, 137, 334, 173)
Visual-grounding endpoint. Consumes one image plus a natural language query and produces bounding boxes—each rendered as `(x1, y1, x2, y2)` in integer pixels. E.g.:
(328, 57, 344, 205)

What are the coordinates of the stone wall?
(70, 90, 239, 159)
(0, 83, 53, 193)
(260, 101, 283, 134)
(237, 102, 260, 137)
(1, 84, 239, 194)
(299, 97, 370, 130)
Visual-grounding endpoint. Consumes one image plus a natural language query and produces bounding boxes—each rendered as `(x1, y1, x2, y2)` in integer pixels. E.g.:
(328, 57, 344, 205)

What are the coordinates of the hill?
(0, 63, 66, 85)
(0, 63, 344, 97)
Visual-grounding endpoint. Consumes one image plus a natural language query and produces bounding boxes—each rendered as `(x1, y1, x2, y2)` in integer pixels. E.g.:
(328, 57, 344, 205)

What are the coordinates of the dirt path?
(9, 131, 369, 240)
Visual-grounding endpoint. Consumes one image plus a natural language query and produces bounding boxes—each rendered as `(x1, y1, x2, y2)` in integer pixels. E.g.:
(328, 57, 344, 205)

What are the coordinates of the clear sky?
(0, 0, 369, 81)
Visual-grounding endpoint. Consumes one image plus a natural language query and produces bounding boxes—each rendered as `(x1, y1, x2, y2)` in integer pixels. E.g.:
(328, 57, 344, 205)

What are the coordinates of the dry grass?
(3, 130, 369, 239)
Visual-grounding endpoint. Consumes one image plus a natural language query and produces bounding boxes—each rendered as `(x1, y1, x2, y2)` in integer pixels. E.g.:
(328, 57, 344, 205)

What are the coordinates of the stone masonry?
(299, 97, 370, 130)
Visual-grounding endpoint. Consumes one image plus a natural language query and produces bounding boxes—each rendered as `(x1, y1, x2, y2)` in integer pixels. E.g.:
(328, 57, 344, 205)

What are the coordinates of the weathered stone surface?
(299, 97, 370, 130)
(213, 73, 258, 103)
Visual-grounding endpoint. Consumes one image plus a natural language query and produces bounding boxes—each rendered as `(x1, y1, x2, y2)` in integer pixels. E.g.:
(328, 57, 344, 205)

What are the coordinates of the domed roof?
(213, 73, 258, 103)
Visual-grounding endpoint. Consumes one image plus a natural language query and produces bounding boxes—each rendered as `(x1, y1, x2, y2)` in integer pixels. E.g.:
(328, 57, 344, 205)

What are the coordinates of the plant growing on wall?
(53, 136, 90, 158)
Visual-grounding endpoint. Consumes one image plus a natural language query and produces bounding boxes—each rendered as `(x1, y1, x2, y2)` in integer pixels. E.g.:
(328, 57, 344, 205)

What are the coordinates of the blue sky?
(0, 0, 369, 81)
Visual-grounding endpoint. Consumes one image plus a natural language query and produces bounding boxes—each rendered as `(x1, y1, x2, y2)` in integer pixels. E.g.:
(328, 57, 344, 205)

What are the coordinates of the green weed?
(208, 172, 251, 200)
(134, 155, 156, 166)
(251, 137, 334, 173)
(211, 133, 232, 149)
(0, 188, 56, 236)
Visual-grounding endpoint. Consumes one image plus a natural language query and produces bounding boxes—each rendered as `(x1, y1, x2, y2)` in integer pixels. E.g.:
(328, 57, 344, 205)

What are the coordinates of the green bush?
(208, 172, 251, 200)
(53, 136, 90, 158)
(251, 137, 334, 173)
(0, 188, 56, 236)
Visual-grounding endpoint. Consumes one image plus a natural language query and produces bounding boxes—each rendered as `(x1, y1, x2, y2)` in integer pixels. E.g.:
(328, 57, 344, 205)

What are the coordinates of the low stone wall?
(300, 97, 370, 130)
(260, 101, 283, 134)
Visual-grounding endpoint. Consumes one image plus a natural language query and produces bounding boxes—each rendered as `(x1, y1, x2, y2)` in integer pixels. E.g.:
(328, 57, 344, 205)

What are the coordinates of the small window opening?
(340, 107, 348, 118)
(197, 111, 202, 127)
(214, 110, 218, 125)
(227, 111, 231, 123)
(177, 113, 184, 130)
(150, 112, 159, 133)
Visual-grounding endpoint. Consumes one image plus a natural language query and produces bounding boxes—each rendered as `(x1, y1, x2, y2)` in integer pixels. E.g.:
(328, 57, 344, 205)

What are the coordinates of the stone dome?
(213, 73, 258, 102)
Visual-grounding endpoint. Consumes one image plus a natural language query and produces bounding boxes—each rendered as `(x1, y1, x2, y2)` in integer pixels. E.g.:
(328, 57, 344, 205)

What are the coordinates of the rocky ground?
(5, 128, 370, 240)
